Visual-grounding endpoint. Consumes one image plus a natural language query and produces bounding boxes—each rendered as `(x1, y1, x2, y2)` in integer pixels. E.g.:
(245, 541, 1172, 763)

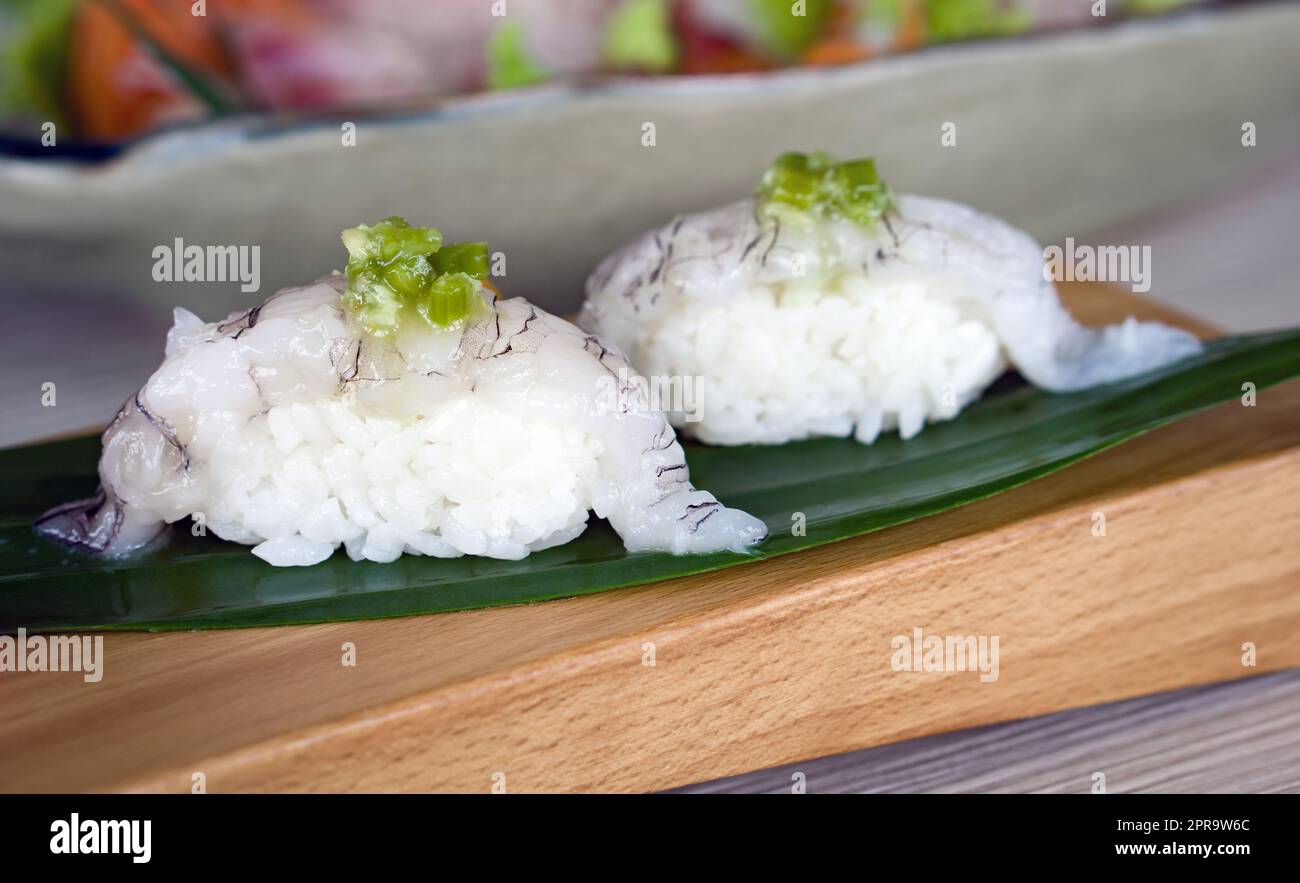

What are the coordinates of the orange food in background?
(68, 0, 223, 139)
(802, 38, 871, 66)
(895, 0, 928, 52)
(65, 0, 316, 140)
(803, 1, 871, 66)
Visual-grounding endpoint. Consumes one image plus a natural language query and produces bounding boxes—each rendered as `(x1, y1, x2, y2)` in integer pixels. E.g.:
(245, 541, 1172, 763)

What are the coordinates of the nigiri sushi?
(36, 218, 766, 567)
(579, 152, 1202, 446)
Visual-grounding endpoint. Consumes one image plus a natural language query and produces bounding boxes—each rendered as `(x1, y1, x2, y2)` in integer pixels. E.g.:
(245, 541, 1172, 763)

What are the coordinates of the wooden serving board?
(2, 282, 1298, 794)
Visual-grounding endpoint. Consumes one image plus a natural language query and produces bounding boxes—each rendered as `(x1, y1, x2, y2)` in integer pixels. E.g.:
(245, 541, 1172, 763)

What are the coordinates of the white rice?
(624, 272, 1007, 446)
(215, 399, 603, 566)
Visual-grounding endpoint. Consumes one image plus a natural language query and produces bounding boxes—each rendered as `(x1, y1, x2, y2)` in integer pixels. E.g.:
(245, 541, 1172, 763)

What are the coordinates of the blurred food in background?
(1, 0, 1212, 142)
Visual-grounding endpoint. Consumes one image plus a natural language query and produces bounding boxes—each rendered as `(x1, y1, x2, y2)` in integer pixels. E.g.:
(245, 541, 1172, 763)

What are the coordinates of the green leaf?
(2, 328, 1298, 632)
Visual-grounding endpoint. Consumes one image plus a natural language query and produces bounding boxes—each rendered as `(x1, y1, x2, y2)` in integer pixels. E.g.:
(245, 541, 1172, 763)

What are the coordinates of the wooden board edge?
(106, 444, 1300, 793)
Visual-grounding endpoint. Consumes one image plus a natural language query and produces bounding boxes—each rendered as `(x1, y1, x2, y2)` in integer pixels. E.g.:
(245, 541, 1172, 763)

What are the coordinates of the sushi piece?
(36, 218, 766, 566)
(579, 152, 1202, 446)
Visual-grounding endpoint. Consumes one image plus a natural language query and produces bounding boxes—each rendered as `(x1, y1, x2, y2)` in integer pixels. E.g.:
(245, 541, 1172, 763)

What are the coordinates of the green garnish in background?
(750, 0, 835, 57)
(602, 0, 678, 73)
(924, 0, 1031, 44)
(0, 0, 79, 125)
(341, 217, 490, 336)
(756, 152, 896, 227)
(1126, 0, 1190, 13)
(486, 21, 549, 90)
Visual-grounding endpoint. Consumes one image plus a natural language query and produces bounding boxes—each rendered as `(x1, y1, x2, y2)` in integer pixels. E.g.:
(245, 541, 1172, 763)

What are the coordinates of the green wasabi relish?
(341, 217, 490, 336)
(756, 152, 896, 228)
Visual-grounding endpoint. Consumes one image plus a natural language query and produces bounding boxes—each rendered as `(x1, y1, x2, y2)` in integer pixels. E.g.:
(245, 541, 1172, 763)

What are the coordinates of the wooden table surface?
(679, 668, 1300, 793)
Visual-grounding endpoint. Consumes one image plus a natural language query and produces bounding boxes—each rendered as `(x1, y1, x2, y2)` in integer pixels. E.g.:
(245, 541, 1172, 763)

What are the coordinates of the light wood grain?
(678, 668, 1300, 793)
(1, 282, 1296, 793)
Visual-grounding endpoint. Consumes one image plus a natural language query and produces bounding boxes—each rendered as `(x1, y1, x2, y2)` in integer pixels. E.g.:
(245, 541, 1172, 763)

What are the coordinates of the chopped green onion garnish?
(419, 273, 482, 329)
(430, 241, 491, 278)
(341, 217, 490, 336)
(756, 152, 896, 227)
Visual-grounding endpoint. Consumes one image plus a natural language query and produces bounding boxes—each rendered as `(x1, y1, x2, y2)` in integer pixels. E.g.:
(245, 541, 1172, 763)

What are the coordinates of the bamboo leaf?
(1, 329, 1297, 632)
